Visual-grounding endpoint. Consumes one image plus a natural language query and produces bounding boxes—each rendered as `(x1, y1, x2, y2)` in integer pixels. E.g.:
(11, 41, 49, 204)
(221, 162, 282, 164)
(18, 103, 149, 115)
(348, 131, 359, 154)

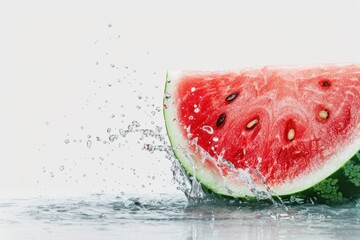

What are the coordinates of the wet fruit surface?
(175, 66, 360, 185)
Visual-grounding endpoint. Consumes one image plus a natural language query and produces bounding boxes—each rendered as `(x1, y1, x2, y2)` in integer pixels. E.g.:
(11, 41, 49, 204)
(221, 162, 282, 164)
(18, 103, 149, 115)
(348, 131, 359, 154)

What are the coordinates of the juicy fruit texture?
(164, 64, 360, 203)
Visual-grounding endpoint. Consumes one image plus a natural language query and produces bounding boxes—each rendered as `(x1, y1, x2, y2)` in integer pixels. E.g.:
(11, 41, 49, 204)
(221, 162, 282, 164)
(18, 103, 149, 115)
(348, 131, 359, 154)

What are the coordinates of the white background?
(0, 0, 359, 197)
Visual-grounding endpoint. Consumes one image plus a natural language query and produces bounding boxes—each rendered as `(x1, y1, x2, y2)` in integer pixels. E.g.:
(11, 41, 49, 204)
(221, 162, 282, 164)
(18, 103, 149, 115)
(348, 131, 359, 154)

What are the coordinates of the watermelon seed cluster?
(216, 92, 239, 128)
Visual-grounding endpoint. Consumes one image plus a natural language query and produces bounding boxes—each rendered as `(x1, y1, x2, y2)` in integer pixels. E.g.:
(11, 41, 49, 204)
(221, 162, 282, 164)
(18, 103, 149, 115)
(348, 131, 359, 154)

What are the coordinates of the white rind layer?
(164, 66, 360, 197)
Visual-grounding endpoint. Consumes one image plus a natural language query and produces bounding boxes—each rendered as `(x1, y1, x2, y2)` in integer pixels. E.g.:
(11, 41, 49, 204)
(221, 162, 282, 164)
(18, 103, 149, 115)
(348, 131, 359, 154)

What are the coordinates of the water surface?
(1, 193, 360, 240)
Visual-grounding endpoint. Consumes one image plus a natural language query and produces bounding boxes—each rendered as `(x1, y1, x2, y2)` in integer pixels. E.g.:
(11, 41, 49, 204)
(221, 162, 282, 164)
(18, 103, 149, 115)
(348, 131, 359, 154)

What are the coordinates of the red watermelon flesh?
(164, 64, 360, 199)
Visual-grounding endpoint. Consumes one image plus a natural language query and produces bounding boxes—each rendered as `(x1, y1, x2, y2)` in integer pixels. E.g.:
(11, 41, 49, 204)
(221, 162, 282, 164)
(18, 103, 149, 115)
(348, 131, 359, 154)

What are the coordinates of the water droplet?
(143, 144, 154, 153)
(109, 134, 118, 142)
(201, 125, 214, 134)
(212, 137, 219, 142)
(59, 165, 65, 171)
(132, 121, 140, 128)
(110, 64, 115, 68)
(121, 113, 125, 117)
(119, 129, 127, 137)
(138, 95, 142, 100)
(191, 87, 196, 92)
(155, 126, 162, 132)
(64, 139, 70, 144)
(86, 140, 92, 148)
(164, 92, 171, 99)
(194, 107, 200, 113)
(107, 128, 111, 133)
(151, 111, 156, 115)
(110, 114, 115, 118)
(108, 23, 112, 28)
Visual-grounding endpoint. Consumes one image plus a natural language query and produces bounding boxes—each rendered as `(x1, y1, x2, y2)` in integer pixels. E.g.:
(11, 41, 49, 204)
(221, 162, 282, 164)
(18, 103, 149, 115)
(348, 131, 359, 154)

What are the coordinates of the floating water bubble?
(59, 165, 65, 171)
(86, 140, 92, 148)
(212, 137, 219, 142)
(132, 121, 140, 128)
(164, 92, 171, 99)
(109, 134, 118, 142)
(107, 128, 111, 133)
(110, 64, 115, 68)
(191, 87, 196, 92)
(155, 126, 162, 133)
(194, 107, 200, 113)
(64, 139, 70, 144)
(151, 111, 156, 116)
(143, 144, 154, 153)
(119, 129, 127, 137)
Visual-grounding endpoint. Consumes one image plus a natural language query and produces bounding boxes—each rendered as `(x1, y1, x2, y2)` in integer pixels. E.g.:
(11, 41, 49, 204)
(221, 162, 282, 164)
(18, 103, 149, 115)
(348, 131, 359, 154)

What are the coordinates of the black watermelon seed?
(321, 80, 331, 87)
(225, 92, 239, 102)
(216, 113, 226, 127)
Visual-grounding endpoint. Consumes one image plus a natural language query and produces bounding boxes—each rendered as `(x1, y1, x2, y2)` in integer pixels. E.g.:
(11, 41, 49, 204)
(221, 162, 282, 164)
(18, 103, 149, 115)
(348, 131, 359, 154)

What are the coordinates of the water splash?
(113, 126, 204, 202)
(107, 119, 291, 209)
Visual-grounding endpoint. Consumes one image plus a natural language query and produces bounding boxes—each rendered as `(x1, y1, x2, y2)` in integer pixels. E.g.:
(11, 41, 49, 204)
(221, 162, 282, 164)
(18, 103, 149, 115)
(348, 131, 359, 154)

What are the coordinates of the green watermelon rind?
(163, 69, 360, 204)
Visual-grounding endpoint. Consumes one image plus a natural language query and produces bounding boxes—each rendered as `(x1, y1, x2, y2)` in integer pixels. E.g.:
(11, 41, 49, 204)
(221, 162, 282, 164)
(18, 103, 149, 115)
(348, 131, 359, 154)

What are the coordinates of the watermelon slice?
(163, 64, 360, 203)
